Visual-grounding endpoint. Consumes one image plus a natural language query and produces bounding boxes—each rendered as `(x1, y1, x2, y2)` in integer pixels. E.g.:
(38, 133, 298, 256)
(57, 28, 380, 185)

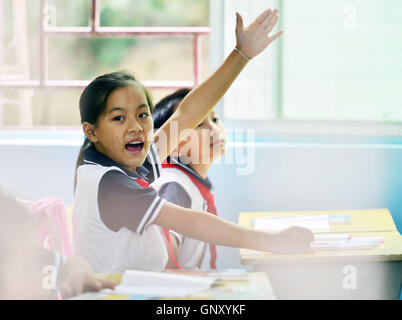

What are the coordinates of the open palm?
(235, 9, 283, 59)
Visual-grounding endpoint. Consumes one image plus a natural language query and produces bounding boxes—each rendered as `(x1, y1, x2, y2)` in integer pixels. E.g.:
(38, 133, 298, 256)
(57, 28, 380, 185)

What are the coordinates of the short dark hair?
(152, 88, 191, 129)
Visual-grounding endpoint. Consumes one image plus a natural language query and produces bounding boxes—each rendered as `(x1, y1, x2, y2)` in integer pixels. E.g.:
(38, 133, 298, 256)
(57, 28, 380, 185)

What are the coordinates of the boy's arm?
(153, 202, 313, 254)
(154, 9, 283, 162)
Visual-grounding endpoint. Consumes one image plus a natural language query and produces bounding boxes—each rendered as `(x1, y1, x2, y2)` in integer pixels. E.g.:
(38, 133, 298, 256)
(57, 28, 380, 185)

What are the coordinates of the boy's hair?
(74, 71, 154, 190)
(152, 88, 191, 129)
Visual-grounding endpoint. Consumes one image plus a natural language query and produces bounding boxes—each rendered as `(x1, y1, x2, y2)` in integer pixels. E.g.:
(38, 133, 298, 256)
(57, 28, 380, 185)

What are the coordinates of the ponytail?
(74, 138, 92, 192)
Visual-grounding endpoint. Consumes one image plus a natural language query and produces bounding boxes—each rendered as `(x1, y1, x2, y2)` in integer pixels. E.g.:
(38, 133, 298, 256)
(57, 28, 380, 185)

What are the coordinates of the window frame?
(0, 0, 210, 127)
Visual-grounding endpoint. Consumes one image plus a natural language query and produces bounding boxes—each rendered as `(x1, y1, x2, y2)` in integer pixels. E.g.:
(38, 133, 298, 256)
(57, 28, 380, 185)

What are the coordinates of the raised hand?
(235, 8, 284, 59)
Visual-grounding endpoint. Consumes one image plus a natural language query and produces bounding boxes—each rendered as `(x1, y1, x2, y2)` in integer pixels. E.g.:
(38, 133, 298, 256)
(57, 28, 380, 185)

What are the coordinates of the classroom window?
(0, 0, 210, 127)
(216, 0, 402, 128)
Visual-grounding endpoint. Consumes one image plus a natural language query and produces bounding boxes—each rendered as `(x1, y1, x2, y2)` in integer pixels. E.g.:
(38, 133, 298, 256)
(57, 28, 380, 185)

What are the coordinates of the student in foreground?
(0, 191, 115, 299)
(73, 8, 314, 273)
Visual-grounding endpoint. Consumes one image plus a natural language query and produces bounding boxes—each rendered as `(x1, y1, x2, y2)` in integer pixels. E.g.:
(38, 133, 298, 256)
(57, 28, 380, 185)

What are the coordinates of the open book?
(104, 270, 216, 298)
(165, 268, 249, 281)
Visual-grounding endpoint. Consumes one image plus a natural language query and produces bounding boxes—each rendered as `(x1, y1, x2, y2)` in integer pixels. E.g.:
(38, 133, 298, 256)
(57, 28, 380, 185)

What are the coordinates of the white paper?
(311, 236, 384, 251)
(254, 215, 330, 233)
(104, 270, 216, 298)
(105, 285, 207, 297)
(314, 233, 350, 242)
(206, 269, 249, 281)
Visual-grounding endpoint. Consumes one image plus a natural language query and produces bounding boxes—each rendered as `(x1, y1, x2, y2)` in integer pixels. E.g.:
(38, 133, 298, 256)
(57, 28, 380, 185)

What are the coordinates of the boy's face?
(178, 110, 226, 165)
(84, 85, 153, 172)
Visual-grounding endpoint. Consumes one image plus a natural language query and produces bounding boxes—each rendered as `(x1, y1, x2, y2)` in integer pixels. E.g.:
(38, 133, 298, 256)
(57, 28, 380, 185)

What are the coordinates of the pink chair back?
(30, 196, 72, 257)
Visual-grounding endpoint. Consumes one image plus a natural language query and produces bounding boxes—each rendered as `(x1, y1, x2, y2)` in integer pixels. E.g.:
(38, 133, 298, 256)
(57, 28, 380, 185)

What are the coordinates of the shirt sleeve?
(158, 182, 192, 209)
(98, 170, 166, 235)
(142, 142, 162, 183)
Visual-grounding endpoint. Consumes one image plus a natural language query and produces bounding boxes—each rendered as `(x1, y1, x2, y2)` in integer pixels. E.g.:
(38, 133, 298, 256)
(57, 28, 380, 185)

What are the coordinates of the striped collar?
(83, 145, 149, 180)
(168, 157, 213, 190)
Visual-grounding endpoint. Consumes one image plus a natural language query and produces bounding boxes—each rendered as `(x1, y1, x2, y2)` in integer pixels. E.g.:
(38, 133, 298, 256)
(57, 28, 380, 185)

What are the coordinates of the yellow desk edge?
(239, 231, 402, 265)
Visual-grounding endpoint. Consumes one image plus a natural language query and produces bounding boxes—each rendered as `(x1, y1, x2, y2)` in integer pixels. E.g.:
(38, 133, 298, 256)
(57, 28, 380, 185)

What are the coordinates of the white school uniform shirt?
(73, 143, 168, 273)
(151, 157, 212, 270)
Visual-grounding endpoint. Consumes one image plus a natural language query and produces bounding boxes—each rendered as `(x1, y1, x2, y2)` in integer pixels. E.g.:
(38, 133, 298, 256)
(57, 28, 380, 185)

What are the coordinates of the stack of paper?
(206, 269, 249, 281)
(313, 233, 351, 242)
(254, 215, 330, 233)
(104, 270, 216, 298)
(311, 235, 384, 251)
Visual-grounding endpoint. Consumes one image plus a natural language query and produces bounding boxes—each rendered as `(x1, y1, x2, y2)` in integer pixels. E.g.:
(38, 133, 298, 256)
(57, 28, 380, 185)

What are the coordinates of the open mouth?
(125, 141, 144, 154)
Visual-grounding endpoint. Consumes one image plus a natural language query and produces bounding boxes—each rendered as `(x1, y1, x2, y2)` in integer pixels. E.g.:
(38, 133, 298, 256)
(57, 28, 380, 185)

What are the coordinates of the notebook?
(102, 270, 216, 298)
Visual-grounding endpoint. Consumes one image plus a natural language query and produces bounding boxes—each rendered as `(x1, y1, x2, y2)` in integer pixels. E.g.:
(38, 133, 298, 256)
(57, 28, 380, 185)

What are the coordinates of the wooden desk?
(71, 272, 277, 300)
(239, 209, 398, 233)
(239, 210, 402, 300)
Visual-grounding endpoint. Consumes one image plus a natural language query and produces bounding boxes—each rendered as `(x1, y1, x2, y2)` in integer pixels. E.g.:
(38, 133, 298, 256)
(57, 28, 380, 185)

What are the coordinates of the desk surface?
(240, 231, 402, 265)
(72, 272, 276, 300)
(239, 209, 402, 265)
(239, 209, 398, 233)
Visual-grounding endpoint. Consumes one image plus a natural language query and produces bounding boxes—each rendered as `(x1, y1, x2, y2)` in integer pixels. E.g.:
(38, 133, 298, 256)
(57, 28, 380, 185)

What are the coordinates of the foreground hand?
(59, 256, 116, 299)
(269, 226, 314, 254)
(235, 8, 283, 59)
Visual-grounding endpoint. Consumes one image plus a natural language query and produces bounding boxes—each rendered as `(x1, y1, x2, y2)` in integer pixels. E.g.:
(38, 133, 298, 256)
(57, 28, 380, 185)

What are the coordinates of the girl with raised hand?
(73, 9, 313, 273)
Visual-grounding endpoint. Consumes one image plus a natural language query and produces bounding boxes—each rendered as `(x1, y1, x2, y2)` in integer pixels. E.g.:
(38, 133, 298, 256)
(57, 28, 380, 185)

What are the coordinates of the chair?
(27, 196, 73, 257)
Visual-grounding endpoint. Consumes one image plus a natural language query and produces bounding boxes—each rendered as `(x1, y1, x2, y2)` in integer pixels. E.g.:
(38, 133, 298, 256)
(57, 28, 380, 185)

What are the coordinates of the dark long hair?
(152, 88, 191, 129)
(74, 71, 154, 190)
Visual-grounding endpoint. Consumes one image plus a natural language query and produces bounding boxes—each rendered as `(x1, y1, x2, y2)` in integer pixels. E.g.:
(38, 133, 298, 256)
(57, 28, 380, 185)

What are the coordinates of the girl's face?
(178, 110, 226, 165)
(84, 85, 153, 172)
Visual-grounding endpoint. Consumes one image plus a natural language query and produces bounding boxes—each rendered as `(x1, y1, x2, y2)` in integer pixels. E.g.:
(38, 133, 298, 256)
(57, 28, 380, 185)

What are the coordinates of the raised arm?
(153, 202, 313, 255)
(154, 8, 283, 162)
